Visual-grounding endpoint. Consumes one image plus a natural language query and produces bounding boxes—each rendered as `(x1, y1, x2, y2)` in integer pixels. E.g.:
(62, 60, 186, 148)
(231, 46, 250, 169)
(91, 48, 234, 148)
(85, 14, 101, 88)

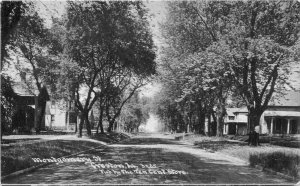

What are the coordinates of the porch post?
(287, 119, 290, 134)
(270, 117, 274, 135)
(225, 124, 229, 134)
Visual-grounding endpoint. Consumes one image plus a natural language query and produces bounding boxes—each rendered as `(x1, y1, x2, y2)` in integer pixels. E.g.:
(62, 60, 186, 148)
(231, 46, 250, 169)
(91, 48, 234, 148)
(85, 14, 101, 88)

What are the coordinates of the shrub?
(271, 141, 300, 148)
(249, 152, 300, 178)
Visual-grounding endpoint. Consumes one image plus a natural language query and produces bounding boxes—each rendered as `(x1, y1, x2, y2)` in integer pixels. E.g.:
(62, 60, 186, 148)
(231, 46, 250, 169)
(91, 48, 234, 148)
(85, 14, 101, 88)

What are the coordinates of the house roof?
(226, 107, 248, 116)
(264, 111, 300, 117)
(12, 82, 36, 97)
(268, 91, 300, 107)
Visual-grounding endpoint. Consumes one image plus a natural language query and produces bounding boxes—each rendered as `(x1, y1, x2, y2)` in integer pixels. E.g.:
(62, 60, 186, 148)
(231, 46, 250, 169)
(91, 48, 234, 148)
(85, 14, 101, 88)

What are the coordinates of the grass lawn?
(180, 134, 300, 178)
(219, 143, 300, 162)
(1, 132, 130, 176)
(222, 145, 300, 178)
(180, 134, 300, 161)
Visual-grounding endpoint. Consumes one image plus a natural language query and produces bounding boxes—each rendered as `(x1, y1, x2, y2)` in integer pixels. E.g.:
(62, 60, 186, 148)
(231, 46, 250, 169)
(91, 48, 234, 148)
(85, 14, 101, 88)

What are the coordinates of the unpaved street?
(2, 133, 295, 184)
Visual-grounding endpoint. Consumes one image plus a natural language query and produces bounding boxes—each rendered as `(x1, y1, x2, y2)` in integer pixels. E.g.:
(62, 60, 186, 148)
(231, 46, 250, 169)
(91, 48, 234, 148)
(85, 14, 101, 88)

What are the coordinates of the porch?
(224, 122, 247, 135)
(264, 116, 300, 135)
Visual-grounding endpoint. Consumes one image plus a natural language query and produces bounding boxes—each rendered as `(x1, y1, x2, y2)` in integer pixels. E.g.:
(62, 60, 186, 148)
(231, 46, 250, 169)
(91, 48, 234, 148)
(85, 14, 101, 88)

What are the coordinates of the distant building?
(224, 107, 248, 135)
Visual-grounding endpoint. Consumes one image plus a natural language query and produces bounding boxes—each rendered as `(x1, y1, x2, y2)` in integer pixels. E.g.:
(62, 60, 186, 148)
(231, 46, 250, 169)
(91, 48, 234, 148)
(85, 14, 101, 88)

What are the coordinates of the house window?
(69, 101, 74, 111)
(51, 115, 55, 122)
(229, 116, 235, 120)
(69, 112, 77, 123)
(51, 101, 55, 109)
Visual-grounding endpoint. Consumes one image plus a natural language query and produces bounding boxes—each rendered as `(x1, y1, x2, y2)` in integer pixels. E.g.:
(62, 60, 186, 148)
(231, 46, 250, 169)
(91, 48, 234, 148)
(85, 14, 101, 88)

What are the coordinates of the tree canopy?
(155, 1, 300, 135)
(57, 1, 156, 136)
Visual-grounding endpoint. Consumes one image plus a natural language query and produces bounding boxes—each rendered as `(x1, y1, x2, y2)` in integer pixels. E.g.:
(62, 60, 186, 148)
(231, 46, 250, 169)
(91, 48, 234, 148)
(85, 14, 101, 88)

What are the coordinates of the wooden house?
(223, 107, 248, 135)
(260, 91, 300, 135)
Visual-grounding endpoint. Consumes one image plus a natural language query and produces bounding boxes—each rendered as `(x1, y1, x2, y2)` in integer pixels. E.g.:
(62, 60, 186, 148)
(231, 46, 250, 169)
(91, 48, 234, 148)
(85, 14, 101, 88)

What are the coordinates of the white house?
(223, 107, 248, 135)
(260, 91, 300, 135)
(223, 91, 300, 136)
(44, 100, 77, 131)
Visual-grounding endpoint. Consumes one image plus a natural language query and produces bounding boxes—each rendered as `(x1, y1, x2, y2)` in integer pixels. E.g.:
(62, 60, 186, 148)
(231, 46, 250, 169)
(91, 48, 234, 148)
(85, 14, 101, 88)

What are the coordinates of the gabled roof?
(12, 82, 36, 97)
(226, 107, 248, 116)
(268, 91, 300, 107)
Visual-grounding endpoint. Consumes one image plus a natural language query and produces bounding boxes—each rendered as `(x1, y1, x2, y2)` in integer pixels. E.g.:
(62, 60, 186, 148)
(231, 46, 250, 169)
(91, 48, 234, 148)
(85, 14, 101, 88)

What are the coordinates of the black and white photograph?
(1, 0, 300, 185)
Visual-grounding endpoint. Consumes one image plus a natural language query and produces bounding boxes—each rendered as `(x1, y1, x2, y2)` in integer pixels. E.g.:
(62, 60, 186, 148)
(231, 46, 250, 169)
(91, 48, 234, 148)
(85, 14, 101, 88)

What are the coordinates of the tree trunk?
(75, 112, 78, 134)
(96, 109, 104, 134)
(36, 102, 46, 134)
(77, 113, 84, 137)
(207, 113, 211, 136)
(248, 109, 263, 132)
(184, 115, 189, 133)
(211, 109, 217, 133)
(216, 98, 226, 137)
(114, 121, 118, 131)
(96, 120, 104, 134)
(84, 112, 92, 137)
(198, 111, 206, 135)
(216, 114, 224, 137)
(107, 119, 115, 133)
(99, 109, 104, 133)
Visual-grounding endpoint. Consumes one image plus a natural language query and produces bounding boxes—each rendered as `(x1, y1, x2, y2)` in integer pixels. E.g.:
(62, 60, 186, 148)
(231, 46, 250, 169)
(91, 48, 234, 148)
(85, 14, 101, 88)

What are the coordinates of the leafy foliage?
(57, 1, 156, 136)
(118, 92, 150, 132)
(155, 1, 300, 135)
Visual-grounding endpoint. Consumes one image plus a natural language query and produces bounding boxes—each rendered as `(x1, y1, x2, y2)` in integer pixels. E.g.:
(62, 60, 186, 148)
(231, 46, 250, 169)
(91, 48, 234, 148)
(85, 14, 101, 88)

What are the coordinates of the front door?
(228, 124, 236, 135)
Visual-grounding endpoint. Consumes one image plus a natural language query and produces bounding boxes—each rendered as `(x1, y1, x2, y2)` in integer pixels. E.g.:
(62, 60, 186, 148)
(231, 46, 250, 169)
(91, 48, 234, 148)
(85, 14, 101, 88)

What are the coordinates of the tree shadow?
(117, 137, 178, 145)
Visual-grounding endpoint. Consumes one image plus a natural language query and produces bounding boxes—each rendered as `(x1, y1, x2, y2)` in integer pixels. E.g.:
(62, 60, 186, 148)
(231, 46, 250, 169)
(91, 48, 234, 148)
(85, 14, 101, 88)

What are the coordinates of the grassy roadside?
(1, 132, 130, 176)
(215, 142, 300, 179)
(179, 134, 300, 178)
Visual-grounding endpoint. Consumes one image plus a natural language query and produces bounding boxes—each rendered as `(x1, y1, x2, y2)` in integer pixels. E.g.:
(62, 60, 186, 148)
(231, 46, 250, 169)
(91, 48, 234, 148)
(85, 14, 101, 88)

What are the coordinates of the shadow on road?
(117, 137, 178, 145)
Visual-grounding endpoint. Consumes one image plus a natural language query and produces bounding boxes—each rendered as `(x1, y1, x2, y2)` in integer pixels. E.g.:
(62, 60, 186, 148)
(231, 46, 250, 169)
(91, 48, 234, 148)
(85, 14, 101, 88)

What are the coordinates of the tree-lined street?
(1, 1, 300, 185)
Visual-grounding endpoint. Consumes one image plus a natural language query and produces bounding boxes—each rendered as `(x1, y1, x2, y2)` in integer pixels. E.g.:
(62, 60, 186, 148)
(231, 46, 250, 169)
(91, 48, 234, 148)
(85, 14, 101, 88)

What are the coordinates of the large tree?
(158, 1, 300, 135)
(118, 92, 149, 133)
(11, 5, 60, 133)
(1, 1, 27, 137)
(63, 1, 155, 137)
(205, 1, 300, 131)
(158, 1, 231, 135)
(104, 72, 148, 132)
(1, 1, 26, 66)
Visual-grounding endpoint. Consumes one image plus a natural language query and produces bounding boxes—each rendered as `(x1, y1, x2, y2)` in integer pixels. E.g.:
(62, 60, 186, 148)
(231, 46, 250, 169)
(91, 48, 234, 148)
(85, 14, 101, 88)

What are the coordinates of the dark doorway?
(228, 124, 236, 135)
(274, 118, 287, 134)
